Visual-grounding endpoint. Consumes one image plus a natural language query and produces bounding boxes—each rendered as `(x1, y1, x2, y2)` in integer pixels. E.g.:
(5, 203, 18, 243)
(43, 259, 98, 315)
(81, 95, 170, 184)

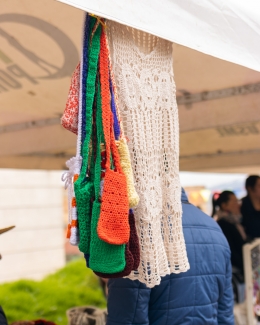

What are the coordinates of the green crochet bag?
(74, 19, 101, 254)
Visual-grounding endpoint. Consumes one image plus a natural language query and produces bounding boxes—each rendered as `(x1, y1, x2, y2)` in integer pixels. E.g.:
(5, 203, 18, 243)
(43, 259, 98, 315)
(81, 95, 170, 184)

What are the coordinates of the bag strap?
(99, 27, 123, 174)
(80, 13, 92, 150)
(93, 78, 103, 198)
(105, 31, 125, 139)
(78, 19, 102, 183)
(109, 77, 120, 140)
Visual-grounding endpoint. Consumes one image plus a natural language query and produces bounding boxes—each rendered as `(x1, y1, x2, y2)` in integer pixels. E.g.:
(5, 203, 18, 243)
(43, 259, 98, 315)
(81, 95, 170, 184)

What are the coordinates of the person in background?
(106, 189, 234, 325)
(241, 175, 260, 239)
(212, 191, 248, 276)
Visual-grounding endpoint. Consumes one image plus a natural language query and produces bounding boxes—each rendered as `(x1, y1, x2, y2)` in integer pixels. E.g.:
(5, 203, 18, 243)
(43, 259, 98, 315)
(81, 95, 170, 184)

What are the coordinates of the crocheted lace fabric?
(106, 21, 190, 287)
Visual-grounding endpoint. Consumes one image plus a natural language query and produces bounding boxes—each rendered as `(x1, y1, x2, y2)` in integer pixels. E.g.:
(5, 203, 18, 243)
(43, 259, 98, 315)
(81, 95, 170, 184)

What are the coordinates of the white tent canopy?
(0, 0, 260, 173)
(58, 0, 260, 72)
(175, 44, 260, 172)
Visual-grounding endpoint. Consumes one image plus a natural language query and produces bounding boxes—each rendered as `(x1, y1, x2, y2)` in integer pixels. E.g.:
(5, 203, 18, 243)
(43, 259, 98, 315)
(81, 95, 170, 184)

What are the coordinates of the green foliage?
(0, 258, 106, 325)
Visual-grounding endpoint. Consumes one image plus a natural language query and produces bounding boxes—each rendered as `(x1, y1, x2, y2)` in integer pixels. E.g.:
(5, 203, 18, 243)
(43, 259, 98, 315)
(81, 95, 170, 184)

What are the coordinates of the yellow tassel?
(117, 138, 140, 208)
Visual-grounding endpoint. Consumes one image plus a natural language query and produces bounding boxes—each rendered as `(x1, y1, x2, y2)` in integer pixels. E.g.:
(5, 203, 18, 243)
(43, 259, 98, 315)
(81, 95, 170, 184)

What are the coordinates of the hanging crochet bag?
(116, 138, 140, 208)
(62, 14, 94, 246)
(97, 28, 130, 246)
(89, 78, 126, 274)
(61, 62, 80, 134)
(94, 210, 142, 278)
(74, 17, 101, 254)
(91, 51, 140, 276)
(61, 14, 94, 247)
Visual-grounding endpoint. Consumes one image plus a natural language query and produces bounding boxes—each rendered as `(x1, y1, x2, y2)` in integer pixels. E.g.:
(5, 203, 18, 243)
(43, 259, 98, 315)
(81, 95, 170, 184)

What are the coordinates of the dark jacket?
(217, 218, 246, 275)
(106, 190, 234, 325)
(0, 307, 7, 325)
(241, 195, 260, 239)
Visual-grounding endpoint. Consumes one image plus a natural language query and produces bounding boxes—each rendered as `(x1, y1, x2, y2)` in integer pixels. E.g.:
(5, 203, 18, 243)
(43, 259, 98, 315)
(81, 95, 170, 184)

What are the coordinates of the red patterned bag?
(61, 63, 80, 134)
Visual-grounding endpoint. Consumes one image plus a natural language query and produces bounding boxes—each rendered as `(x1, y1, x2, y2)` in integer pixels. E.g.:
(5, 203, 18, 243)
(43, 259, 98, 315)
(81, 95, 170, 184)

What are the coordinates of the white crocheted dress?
(107, 21, 190, 288)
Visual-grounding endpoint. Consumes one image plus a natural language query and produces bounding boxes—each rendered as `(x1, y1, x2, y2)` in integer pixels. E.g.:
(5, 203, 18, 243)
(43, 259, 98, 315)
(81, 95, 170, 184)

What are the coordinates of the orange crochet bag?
(97, 28, 130, 245)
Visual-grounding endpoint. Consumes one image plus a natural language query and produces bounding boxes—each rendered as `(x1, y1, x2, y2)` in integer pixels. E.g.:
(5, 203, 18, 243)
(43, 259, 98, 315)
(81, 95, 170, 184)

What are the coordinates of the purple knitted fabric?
(81, 13, 91, 149)
(109, 77, 121, 140)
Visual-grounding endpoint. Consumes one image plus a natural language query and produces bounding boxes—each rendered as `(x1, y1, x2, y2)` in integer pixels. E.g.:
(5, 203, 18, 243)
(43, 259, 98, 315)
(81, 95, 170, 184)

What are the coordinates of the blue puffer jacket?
(106, 190, 234, 325)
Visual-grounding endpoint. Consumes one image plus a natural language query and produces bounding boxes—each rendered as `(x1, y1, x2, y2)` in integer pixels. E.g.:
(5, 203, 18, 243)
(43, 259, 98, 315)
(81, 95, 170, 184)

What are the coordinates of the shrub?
(0, 258, 106, 325)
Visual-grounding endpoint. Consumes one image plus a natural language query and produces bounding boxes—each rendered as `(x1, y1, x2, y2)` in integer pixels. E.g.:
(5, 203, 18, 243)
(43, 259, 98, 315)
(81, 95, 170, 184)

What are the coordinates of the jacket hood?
(181, 188, 189, 203)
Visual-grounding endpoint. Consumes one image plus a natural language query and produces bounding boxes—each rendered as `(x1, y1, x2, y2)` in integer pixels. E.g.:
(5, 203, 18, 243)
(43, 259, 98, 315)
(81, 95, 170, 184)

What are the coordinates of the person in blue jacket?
(106, 189, 234, 325)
